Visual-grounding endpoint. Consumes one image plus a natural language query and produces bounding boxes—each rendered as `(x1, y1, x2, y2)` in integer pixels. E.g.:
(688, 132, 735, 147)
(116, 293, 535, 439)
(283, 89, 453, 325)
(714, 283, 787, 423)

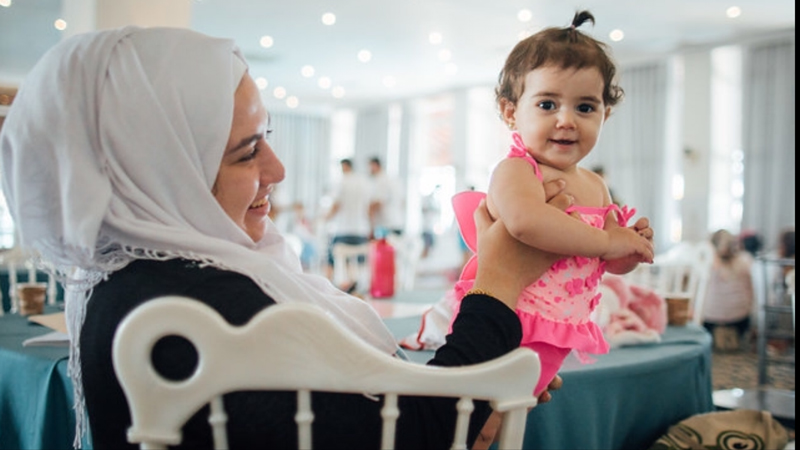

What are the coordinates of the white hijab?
(0, 26, 398, 446)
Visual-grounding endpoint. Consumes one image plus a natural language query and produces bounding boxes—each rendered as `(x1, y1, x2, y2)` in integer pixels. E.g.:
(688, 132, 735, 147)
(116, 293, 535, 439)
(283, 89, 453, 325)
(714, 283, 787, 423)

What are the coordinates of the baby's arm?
(487, 159, 653, 262)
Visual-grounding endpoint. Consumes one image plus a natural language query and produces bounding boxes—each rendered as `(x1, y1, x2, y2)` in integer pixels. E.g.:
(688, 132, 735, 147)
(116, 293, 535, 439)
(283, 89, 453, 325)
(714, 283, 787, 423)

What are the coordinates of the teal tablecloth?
(386, 316, 714, 450)
(0, 308, 76, 450)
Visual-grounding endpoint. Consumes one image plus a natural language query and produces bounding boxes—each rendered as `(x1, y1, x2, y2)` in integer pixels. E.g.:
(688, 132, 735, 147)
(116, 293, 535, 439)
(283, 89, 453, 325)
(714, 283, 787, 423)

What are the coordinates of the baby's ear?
(499, 99, 516, 124)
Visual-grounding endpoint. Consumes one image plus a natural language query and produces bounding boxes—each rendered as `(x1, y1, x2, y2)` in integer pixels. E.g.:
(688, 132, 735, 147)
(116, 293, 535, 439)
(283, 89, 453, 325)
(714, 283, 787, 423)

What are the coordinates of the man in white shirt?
(324, 158, 371, 288)
(368, 156, 405, 238)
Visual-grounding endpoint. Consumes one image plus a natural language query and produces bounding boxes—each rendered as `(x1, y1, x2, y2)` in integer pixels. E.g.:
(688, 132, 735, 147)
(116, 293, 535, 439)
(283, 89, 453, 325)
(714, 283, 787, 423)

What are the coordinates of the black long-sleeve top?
(80, 258, 523, 449)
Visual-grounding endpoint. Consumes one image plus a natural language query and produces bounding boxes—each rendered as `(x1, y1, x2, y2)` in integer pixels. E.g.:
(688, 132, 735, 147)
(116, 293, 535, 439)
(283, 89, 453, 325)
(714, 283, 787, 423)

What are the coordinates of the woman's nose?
(260, 143, 285, 183)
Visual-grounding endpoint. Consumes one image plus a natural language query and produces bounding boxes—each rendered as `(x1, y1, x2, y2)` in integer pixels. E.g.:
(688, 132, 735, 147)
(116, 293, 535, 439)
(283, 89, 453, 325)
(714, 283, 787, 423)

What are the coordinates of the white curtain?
(270, 113, 331, 217)
(740, 35, 796, 251)
(588, 61, 673, 252)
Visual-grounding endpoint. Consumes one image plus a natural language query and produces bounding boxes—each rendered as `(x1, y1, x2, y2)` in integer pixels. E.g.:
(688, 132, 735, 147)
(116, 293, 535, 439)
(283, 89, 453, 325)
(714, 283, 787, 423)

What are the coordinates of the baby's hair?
(495, 10, 623, 110)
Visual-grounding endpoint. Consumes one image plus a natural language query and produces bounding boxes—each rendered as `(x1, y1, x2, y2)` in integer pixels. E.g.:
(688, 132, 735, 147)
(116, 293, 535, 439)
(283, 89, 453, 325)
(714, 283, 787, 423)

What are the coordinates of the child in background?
(450, 10, 654, 396)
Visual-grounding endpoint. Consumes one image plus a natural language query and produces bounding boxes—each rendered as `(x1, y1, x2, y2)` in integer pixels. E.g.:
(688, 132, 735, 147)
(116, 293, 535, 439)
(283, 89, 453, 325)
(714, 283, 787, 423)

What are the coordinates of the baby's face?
(503, 65, 610, 172)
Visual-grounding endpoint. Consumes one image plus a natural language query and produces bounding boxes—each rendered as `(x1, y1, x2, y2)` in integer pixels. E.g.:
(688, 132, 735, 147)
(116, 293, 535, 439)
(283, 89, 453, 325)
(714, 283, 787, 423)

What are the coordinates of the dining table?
(385, 308, 715, 450)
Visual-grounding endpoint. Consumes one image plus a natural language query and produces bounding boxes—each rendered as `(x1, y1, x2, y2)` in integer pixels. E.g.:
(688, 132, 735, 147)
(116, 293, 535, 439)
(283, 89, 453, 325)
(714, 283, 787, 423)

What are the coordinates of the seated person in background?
(701, 229, 755, 350)
(0, 26, 564, 450)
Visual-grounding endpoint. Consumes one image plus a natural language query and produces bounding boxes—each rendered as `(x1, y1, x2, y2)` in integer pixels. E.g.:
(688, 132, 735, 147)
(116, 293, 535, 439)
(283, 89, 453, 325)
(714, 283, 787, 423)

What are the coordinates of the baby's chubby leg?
(526, 342, 571, 396)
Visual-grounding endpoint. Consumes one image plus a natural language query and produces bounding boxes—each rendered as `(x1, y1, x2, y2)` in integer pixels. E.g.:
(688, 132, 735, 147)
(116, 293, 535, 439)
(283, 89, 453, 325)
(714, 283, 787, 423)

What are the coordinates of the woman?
(1, 26, 565, 449)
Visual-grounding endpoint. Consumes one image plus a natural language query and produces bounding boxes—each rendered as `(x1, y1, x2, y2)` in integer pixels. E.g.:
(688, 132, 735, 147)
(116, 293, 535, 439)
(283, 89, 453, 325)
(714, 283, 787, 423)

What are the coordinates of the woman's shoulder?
(90, 258, 275, 325)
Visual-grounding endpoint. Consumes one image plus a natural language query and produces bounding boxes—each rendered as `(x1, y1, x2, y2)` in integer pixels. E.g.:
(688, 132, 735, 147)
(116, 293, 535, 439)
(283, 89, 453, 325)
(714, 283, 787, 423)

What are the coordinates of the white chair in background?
(113, 297, 541, 450)
(623, 240, 714, 325)
(331, 242, 371, 291)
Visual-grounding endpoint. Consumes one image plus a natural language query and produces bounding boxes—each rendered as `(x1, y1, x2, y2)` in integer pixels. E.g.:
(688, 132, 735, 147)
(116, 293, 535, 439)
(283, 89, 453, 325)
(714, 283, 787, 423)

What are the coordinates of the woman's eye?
(240, 146, 260, 162)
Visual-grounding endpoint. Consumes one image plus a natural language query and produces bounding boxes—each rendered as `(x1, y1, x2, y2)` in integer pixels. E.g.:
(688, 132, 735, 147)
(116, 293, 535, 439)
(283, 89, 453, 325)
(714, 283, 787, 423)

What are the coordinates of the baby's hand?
(603, 226, 654, 263)
(631, 217, 654, 243)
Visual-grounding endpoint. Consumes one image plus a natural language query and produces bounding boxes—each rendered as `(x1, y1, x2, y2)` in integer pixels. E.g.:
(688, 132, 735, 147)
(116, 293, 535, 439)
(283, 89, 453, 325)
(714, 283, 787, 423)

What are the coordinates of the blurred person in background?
(368, 156, 405, 238)
(701, 229, 755, 351)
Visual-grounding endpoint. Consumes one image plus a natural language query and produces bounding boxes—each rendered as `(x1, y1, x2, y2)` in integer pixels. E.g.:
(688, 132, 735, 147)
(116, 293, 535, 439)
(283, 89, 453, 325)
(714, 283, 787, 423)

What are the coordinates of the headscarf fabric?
(0, 26, 398, 447)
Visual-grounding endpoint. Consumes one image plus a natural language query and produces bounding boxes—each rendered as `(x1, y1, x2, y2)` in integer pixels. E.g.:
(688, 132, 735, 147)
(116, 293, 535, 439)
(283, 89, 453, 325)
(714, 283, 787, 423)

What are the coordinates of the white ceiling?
(0, 0, 795, 113)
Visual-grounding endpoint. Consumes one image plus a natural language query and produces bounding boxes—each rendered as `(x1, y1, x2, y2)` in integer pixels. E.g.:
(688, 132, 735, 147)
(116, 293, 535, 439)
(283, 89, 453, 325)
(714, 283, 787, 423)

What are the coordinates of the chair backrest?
(623, 241, 714, 325)
(113, 296, 541, 450)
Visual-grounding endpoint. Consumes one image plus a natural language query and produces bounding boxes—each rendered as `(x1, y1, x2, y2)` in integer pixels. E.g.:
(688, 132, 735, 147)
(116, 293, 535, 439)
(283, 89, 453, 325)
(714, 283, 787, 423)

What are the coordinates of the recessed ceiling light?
(255, 77, 268, 90)
(517, 9, 532, 22)
(322, 13, 336, 25)
(429, 32, 443, 45)
(273, 87, 287, 99)
(54, 19, 67, 30)
(259, 36, 274, 48)
(0, 0, 12, 8)
(357, 50, 372, 63)
(301, 65, 315, 78)
(726, 6, 742, 18)
(318, 77, 332, 89)
(286, 96, 299, 109)
(609, 29, 624, 42)
(332, 86, 346, 98)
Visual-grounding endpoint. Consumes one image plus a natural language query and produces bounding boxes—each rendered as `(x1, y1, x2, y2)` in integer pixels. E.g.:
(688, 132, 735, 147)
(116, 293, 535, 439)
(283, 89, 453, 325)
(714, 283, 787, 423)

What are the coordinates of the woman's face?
(214, 73, 285, 242)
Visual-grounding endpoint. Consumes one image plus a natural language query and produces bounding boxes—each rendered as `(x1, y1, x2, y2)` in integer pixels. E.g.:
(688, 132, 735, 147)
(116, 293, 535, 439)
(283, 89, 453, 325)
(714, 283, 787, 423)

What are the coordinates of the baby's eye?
(537, 100, 556, 111)
(577, 104, 596, 113)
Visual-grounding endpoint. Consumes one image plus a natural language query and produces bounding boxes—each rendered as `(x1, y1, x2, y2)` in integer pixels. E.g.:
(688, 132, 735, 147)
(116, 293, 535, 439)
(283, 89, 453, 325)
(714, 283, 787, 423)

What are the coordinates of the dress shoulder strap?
(507, 133, 542, 181)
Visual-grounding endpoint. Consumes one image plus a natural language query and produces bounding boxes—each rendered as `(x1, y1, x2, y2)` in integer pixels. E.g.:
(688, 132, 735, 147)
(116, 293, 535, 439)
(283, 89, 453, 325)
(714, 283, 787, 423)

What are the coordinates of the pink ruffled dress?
(449, 133, 635, 395)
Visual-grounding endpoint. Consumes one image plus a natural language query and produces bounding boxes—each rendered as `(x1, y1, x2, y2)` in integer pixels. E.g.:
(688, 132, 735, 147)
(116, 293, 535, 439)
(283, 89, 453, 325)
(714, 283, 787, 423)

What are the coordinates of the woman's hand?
(471, 179, 573, 310)
(473, 375, 564, 450)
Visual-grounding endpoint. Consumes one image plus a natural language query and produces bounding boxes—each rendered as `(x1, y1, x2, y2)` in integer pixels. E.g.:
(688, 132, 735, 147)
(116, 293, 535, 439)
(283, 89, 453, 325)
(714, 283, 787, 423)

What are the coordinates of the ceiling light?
(54, 19, 67, 30)
(286, 96, 299, 109)
(382, 76, 396, 88)
(318, 77, 332, 89)
(438, 49, 452, 62)
(259, 36, 274, 48)
(517, 9, 532, 22)
(322, 13, 336, 25)
(255, 77, 268, 90)
(0, 0, 12, 8)
(273, 87, 287, 99)
(609, 29, 624, 42)
(429, 32, 442, 45)
(331, 86, 346, 98)
(301, 65, 315, 77)
(357, 50, 372, 63)
(726, 6, 742, 18)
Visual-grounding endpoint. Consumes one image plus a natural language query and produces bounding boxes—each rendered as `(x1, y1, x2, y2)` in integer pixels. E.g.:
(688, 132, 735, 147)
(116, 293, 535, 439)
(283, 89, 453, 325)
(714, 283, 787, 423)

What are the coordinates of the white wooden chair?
(623, 240, 714, 325)
(331, 242, 371, 290)
(113, 296, 541, 450)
